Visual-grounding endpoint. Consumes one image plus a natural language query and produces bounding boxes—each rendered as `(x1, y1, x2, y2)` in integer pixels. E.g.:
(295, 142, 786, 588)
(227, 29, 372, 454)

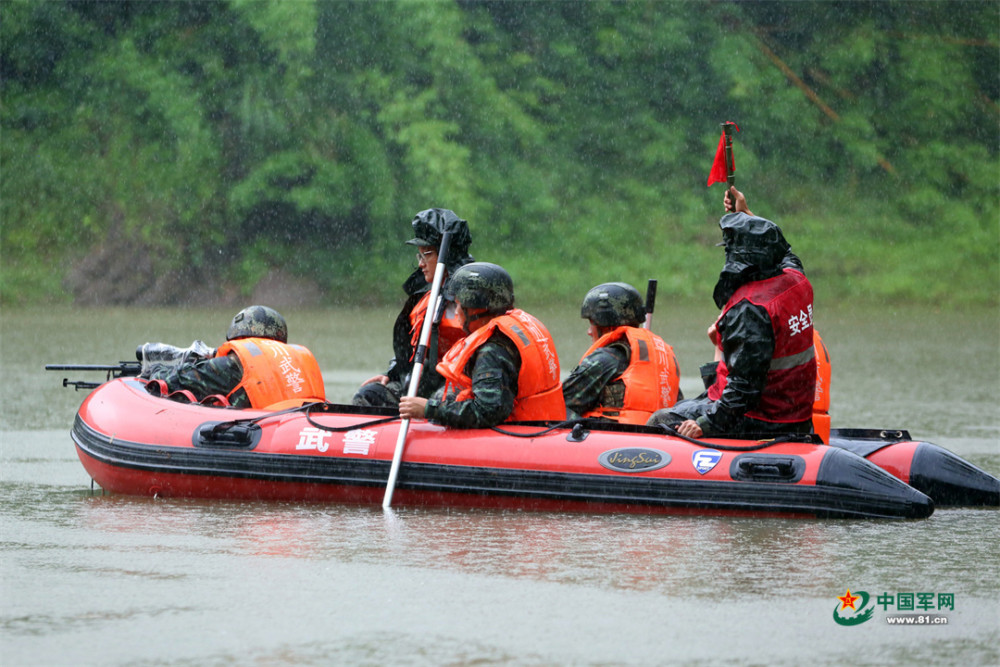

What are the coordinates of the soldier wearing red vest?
(142, 305, 325, 409)
(353, 208, 474, 408)
(563, 282, 680, 425)
(648, 188, 816, 438)
(399, 262, 564, 428)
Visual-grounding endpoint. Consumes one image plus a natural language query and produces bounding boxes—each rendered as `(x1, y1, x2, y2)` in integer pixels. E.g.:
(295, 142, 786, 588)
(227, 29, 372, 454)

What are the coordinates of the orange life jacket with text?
(436, 309, 564, 422)
(812, 330, 832, 443)
(408, 291, 466, 363)
(216, 338, 325, 410)
(579, 326, 680, 425)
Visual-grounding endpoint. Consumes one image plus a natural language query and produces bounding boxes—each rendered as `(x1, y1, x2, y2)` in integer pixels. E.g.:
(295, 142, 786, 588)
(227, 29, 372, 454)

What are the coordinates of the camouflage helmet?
(447, 262, 514, 314)
(226, 305, 288, 343)
(581, 282, 645, 328)
(405, 208, 472, 257)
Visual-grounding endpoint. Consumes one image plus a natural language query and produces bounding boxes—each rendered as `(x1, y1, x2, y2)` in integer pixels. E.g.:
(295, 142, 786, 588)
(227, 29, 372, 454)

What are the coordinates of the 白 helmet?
(581, 282, 645, 328)
(447, 262, 514, 314)
(226, 305, 288, 343)
(404, 208, 473, 258)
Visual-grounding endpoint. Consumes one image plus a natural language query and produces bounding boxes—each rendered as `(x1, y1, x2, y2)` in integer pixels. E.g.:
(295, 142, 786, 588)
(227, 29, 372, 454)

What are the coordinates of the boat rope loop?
(300, 402, 402, 432)
(203, 402, 398, 433)
(655, 424, 820, 451)
(490, 419, 582, 438)
(304, 410, 399, 433)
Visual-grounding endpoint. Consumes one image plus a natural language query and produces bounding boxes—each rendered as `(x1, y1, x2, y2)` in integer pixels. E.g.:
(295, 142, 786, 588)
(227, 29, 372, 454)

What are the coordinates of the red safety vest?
(579, 326, 680, 425)
(408, 291, 466, 362)
(708, 268, 816, 423)
(436, 309, 564, 422)
(216, 338, 326, 410)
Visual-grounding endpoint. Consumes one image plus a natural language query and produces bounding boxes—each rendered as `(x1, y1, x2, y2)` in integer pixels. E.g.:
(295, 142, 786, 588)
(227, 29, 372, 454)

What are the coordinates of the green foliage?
(2, 0, 997, 307)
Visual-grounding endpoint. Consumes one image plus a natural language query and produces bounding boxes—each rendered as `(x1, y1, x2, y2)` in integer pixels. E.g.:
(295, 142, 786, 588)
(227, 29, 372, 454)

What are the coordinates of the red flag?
(707, 122, 739, 186)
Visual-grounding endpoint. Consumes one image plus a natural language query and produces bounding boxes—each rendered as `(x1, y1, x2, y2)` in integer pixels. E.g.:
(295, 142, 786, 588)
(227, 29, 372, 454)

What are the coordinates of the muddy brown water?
(3, 304, 998, 665)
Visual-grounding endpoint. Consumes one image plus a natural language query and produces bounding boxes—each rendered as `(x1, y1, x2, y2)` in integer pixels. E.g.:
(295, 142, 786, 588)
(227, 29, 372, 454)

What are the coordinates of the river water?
(2, 304, 998, 666)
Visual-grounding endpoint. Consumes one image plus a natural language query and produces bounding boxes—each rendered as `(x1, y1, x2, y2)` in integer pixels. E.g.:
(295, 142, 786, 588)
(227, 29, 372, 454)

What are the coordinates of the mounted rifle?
(45, 362, 142, 391)
(47, 341, 215, 391)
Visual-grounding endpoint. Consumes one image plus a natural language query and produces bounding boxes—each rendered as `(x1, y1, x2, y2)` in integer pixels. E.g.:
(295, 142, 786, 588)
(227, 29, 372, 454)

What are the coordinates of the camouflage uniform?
(561, 342, 630, 419)
(141, 306, 288, 409)
(353, 208, 474, 408)
(351, 274, 449, 409)
(145, 355, 250, 407)
(423, 332, 519, 428)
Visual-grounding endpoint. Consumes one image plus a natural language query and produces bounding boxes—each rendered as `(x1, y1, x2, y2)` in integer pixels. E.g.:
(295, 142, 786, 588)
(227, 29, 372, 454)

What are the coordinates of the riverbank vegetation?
(2, 1, 997, 307)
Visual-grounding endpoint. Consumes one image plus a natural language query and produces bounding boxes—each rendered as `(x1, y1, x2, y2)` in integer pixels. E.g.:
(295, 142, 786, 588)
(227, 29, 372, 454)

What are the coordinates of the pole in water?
(383, 231, 453, 509)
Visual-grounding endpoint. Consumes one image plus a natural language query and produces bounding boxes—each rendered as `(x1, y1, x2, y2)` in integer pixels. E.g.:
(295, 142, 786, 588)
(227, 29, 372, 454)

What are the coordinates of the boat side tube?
(830, 428, 1000, 507)
(814, 446, 933, 519)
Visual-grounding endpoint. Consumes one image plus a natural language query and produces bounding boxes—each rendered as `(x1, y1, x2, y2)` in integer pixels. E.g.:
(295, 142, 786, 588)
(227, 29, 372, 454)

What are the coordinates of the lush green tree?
(2, 0, 996, 306)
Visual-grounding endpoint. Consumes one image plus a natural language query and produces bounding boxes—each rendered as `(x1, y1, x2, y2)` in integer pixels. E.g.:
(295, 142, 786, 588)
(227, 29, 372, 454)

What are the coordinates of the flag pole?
(722, 122, 736, 189)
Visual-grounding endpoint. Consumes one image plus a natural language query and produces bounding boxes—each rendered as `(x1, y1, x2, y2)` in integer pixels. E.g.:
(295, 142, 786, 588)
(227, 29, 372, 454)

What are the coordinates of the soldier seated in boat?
(648, 187, 816, 439)
(562, 282, 681, 425)
(398, 262, 565, 428)
(352, 208, 475, 408)
(139, 305, 325, 409)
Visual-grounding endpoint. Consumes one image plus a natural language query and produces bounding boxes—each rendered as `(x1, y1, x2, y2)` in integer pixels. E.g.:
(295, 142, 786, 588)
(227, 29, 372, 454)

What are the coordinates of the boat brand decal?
(692, 449, 722, 474)
(343, 429, 377, 455)
(598, 448, 670, 473)
(296, 426, 330, 453)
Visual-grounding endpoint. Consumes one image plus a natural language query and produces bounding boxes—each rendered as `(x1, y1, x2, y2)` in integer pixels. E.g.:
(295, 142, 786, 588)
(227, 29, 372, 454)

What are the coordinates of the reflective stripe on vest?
(770, 345, 816, 371)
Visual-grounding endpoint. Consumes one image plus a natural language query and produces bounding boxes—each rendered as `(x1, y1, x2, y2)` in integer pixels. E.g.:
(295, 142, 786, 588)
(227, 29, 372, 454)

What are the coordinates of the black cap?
(404, 208, 472, 256)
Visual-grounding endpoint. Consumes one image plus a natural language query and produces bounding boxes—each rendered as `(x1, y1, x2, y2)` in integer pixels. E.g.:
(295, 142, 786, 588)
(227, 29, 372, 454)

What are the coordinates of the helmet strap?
(463, 308, 492, 333)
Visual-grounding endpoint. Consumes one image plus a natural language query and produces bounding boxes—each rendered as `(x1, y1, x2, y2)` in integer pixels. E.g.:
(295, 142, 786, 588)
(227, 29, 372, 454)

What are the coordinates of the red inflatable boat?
(65, 377, 948, 520)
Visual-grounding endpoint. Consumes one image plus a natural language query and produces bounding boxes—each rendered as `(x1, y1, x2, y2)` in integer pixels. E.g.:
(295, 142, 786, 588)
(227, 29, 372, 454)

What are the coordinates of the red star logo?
(838, 589, 860, 611)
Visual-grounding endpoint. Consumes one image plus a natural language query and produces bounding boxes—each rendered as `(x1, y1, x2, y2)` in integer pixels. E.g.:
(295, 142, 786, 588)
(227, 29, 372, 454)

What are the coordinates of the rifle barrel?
(45, 363, 137, 371)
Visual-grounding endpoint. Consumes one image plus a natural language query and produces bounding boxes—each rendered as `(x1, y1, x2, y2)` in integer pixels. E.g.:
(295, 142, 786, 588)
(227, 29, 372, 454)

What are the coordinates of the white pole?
(382, 232, 453, 509)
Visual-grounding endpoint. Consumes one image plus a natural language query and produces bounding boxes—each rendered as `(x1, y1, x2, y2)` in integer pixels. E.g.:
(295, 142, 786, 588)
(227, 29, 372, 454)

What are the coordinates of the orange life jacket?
(579, 326, 680, 425)
(408, 291, 465, 362)
(216, 338, 325, 410)
(813, 330, 832, 443)
(436, 309, 564, 422)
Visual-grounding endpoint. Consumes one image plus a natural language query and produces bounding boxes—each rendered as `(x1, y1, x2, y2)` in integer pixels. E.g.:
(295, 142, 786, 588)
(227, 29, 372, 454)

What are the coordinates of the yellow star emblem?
(838, 589, 860, 611)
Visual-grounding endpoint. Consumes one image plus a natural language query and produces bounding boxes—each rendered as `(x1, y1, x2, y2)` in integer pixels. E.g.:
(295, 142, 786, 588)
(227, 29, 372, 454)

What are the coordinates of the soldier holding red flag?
(647, 187, 817, 439)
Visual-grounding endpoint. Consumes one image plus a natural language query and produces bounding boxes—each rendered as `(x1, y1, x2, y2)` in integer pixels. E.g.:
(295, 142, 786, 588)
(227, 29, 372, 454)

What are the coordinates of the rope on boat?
(304, 409, 399, 433)
(490, 420, 583, 438)
(654, 424, 819, 451)
(204, 403, 819, 450)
